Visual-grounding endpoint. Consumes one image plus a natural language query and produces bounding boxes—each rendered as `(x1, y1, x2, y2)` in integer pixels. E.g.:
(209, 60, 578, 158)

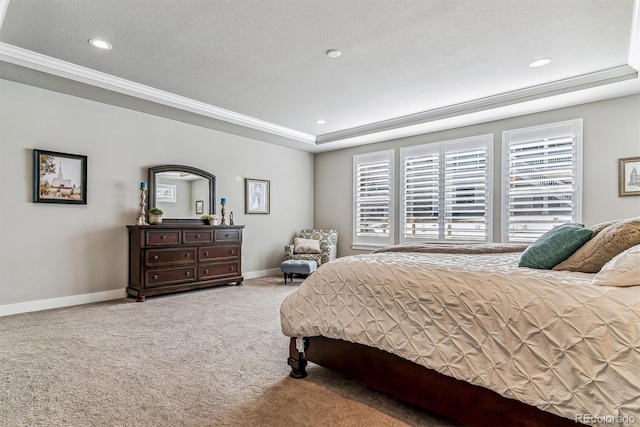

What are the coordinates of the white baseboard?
(0, 288, 127, 317)
(0, 268, 282, 317)
(243, 267, 281, 279)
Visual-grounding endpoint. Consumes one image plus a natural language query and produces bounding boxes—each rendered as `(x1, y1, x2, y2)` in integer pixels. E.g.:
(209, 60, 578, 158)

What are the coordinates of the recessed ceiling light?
(315, 119, 327, 124)
(88, 38, 112, 50)
(529, 58, 551, 68)
(326, 49, 341, 58)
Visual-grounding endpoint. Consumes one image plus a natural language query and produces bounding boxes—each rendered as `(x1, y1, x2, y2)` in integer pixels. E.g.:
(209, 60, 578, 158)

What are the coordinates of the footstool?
(281, 260, 318, 284)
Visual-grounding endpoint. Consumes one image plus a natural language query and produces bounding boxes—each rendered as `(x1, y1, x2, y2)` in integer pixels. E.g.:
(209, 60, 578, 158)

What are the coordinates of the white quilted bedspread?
(280, 252, 640, 424)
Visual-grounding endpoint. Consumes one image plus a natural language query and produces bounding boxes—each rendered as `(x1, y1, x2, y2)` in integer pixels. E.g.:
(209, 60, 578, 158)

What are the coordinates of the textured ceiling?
(0, 0, 637, 149)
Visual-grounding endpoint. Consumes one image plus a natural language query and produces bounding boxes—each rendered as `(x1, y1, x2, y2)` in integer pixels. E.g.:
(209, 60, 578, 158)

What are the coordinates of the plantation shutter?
(353, 150, 395, 248)
(443, 141, 489, 241)
(502, 120, 582, 243)
(401, 135, 492, 242)
(402, 145, 440, 240)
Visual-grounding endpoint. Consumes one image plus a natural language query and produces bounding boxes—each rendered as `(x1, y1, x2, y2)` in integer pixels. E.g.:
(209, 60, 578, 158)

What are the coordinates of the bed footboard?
(287, 336, 582, 427)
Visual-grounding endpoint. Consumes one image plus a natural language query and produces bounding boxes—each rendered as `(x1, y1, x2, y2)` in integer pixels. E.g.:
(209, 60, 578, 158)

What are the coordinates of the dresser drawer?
(145, 230, 181, 246)
(145, 267, 197, 288)
(145, 248, 196, 267)
(199, 261, 240, 280)
(214, 229, 241, 243)
(184, 230, 213, 244)
(199, 246, 240, 261)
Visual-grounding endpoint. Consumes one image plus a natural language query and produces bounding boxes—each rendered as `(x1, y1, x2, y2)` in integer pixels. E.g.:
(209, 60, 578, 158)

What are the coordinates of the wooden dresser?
(127, 224, 244, 301)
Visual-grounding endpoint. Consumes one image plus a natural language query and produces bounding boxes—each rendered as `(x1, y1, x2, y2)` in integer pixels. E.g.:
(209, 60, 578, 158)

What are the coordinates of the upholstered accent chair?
(284, 229, 338, 266)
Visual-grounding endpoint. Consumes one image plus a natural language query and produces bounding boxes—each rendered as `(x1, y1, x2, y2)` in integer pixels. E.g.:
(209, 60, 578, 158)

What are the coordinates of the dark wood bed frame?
(288, 336, 582, 427)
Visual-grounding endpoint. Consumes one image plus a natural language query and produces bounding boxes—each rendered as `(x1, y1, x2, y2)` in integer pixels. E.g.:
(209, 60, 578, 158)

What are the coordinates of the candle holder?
(137, 187, 149, 225)
(220, 201, 227, 225)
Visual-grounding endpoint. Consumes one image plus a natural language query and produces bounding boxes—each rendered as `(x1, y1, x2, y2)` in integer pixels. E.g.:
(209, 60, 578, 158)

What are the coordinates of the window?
(400, 135, 493, 243)
(353, 150, 395, 248)
(502, 119, 583, 243)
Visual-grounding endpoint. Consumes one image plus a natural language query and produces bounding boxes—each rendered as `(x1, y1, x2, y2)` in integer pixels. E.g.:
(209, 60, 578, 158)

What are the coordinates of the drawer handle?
(161, 235, 167, 240)
(225, 234, 229, 238)
(153, 254, 159, 260)
(195, 234, 200, 239)
(204, 251, 209, 256)
(229, 250, 234, 254)
(153, 274, 159, 280)
(229, 266, 234, 271)
(204, 269, 209, 274)
(185, 253, 191, 258)
(185, 271, 191, 277)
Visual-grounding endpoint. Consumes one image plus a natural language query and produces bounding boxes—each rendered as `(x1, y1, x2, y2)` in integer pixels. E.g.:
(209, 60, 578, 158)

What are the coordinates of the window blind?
(401, 136, 492, 242)
(443, 146, 488, 241)
(404, 148, 440, 240)
(353, 150, 394, 247)
(503, 120, 582, 243)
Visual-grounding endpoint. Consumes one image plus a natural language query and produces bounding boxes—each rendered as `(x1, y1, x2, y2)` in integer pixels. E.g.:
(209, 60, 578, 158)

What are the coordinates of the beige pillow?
(592, 244, 640, 287)
(554, 217, 640, 273)
(590, 219, 621, 237)
(294, 237, 321, 254)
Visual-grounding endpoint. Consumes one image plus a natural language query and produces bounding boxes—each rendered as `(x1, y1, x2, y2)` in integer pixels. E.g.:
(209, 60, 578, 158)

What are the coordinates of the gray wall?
(0, 78, 314, 306)
(315, 94, 640, 257)
(2, 76, 639, 308)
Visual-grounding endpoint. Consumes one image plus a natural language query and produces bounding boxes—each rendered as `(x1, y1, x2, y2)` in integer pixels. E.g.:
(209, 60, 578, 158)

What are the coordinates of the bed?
(280, 242, 640, 427)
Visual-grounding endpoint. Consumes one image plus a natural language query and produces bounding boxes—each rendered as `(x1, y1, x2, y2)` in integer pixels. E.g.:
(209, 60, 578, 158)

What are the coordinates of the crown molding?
(0, 0, 9, 32)
(0, 42, 316, 145)
(310, 77, 639, 153)
(316, 65, 638, 144)
(629, 0, 640, 71)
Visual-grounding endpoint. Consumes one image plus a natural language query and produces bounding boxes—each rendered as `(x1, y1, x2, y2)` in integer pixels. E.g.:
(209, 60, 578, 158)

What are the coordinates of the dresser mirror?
(148, 165, 216, 223)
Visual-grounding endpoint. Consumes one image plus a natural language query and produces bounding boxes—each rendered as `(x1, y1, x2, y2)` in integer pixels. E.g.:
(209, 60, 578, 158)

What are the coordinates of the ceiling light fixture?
(326, 49, 341, 58)
(529, 58, 551, 68)
(88, 38, 112, 50)
(315, 119, 327, 124)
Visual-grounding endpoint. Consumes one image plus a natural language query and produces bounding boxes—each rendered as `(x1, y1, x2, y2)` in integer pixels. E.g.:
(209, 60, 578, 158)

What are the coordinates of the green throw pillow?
(518, 223, 593, 269)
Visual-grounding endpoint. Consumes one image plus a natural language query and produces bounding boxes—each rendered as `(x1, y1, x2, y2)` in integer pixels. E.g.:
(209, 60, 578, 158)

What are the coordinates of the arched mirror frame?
(148, 165, 216, 224)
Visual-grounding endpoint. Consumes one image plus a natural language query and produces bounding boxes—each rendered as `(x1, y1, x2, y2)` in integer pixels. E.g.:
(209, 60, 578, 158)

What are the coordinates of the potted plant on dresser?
(148, 207, 164, 224)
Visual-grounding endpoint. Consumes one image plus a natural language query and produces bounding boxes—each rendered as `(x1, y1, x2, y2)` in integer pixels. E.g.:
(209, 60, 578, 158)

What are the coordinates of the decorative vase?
(149, 214, 163, 224)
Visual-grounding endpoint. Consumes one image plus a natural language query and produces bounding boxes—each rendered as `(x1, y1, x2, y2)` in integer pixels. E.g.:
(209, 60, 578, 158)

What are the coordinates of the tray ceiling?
(0, 0, 638, 152)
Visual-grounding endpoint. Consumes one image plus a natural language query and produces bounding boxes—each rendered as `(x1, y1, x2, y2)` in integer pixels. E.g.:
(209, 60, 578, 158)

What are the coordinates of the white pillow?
(294, 237, 321, 254)
(592, 244, 640, 287)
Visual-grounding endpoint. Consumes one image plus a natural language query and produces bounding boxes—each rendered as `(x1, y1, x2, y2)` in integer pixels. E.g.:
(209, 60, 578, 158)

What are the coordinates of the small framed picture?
(245, 178, 270, 214)
(618, 156, 640, 197)
(195, 200, 204, 214)
(156, 183, 177, 203)
(33, 149, 87, 204)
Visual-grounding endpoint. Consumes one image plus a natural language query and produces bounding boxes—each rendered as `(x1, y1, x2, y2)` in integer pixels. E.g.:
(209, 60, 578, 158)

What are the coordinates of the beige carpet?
(0, 277, 461, 427)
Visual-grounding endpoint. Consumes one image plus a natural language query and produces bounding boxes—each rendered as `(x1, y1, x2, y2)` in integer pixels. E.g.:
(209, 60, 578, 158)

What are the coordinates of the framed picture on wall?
(195, 200, 204, 214)
(33, 149, 87, 204)
(245, 178, 270, 214)
(618, 156, 640, 197)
